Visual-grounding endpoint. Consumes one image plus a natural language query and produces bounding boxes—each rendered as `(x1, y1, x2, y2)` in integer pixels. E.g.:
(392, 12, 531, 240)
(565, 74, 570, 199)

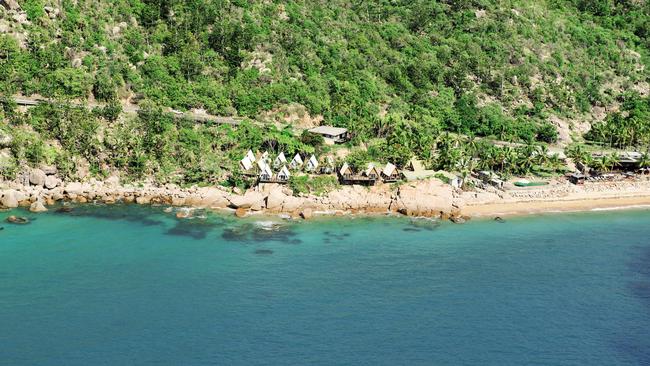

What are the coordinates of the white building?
(305, 155, 319, 172)
(289, 153, 304, 170)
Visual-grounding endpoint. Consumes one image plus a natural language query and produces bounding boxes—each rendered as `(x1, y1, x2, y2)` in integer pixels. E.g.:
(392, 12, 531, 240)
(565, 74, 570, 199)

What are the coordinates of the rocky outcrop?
(29, 200, 47, 212)
(29, 168, 47, 187)
(0, 189, 19, 208)
(228, 191, 265, 209)
(0, 170, 462, 219)
(44, 175, 60, 189)
(394, 179, 454, 216)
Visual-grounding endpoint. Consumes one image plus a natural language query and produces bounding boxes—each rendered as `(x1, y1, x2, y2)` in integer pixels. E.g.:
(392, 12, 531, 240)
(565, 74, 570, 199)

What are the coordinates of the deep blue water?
(1, 204, 650, 365)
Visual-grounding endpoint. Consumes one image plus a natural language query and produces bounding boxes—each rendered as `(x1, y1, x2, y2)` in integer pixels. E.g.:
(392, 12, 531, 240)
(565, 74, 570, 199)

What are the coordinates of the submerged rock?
(254, 249, 274, 255)
(6, 215, 29, 224)
(494, 216, 506, 223)
(55, 206, 73, 213)
(450, 216, 466, 224)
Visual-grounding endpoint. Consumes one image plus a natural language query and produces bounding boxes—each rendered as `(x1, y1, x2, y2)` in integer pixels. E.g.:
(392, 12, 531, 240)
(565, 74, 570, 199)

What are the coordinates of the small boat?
(514, 181, 548, 187)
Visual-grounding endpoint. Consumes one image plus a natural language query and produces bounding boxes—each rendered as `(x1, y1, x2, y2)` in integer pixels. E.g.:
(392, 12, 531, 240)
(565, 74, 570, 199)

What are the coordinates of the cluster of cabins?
(240, 150, 335, 184)
(339, 162, 401, 184)
(239, 149, 402, 185)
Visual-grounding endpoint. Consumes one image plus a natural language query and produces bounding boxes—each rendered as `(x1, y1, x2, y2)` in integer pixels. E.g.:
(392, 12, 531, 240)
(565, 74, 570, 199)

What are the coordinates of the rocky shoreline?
(4, 167, 650, 221)
(0, 167, 461, 220)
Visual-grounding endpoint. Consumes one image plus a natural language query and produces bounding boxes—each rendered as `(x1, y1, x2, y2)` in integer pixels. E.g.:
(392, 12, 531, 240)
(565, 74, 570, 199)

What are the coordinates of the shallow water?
(1, 205, 649, 365)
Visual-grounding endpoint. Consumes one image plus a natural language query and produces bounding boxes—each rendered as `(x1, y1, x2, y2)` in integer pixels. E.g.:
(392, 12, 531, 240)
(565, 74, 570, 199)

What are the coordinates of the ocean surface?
(1, 204, 649, 366)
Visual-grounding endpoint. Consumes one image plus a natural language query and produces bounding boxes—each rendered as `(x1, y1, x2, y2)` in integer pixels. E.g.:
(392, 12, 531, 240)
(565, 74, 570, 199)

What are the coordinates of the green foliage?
(300, 131, 324, 148)
(3, 0, 647, 145)
(289, 175, 339, 196)
(346, 149, 371, 171)
(2, 0, 649, 183)
(585, 93, 650, 148)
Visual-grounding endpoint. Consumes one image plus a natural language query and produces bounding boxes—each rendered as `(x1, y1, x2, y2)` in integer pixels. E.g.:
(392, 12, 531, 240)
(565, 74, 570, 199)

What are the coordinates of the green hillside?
(0, 0, 649, 184)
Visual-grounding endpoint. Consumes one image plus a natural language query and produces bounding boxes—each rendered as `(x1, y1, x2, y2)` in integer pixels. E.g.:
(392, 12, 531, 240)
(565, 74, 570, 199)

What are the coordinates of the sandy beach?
(461, 179, 650, 217)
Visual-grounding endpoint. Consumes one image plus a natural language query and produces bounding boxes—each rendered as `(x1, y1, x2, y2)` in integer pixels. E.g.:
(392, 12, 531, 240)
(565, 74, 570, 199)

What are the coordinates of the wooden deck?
(258, 178, 289, 184)
(339, 175, 377, 185)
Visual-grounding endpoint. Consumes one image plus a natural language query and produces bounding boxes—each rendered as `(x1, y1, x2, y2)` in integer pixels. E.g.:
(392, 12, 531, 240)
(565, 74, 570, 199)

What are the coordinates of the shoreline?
(4, 173, 650, 221)
(462, 195, 650, 218)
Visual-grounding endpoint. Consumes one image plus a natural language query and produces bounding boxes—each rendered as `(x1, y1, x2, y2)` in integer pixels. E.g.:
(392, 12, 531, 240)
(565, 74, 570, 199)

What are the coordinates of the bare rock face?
(281, 195, 303, 213)
(29, 200, 47, 213)
(44, 175, 60, 189)
(135, 196, 151, 205)
(199, 189, 229, 209)
(105, 175, 120, 188)
(397, 179, 454, 217)
(228, 191, 265, 209)
(39, 164, 57, 175)
(29, 168, 47, 187)
(300, 207, 313, 220)
(0, 0, 20, 11)
(64, 182, 84, 195)
(0, 189, 19, 208)
(265, 187, 286, 211)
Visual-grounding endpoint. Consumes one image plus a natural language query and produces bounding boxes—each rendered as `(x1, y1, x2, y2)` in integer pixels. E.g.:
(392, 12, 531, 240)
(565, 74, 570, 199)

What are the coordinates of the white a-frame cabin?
(277, 165, 291, 182)
(289, 153, 304, 170)
(246, 150, 256, 163)
(273, 152, 287, 169)
(305, 154, 319, 172)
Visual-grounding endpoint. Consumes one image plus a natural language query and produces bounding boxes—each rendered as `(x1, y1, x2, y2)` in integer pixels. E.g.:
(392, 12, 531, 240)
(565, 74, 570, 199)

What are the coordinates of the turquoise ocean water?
(1, 204, 649, 365)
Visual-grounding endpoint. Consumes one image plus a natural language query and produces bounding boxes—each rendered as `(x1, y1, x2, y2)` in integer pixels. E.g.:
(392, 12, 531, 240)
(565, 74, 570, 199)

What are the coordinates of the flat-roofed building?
(308, 126, 349, 143)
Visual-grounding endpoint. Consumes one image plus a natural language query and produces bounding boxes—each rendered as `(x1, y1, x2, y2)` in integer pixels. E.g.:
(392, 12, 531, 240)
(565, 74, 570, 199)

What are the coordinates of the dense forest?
(0, 0, 649, 185)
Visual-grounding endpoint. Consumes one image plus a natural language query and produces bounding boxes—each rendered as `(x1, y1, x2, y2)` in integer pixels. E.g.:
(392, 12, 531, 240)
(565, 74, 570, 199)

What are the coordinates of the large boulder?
(281, 195, 304, 212)
(396, 179, 454, 217)
(64, 182, 84, 195)
(0, 189, 19, 208)
(29, 200, 47, 213)
(300, 207, 313, 219)
(228, 191, 265, 209)
(39, 164, 57, 175)
(44, 175, 60, 189)
(265, 188, 286, 211)
(199, 189, 229, 208)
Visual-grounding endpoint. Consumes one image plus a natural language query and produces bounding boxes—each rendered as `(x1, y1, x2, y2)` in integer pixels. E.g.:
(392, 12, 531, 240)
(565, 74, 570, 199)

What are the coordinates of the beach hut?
(277, 166, 291, 182)
(339, 162, 354, 180)
(407, 157, 425, 172)
(381, 162, 401, 182)
(363, 163, 380, 180)
(305, 155, 319, 172)
(273, 152, 287, 169)
(258, 164, 273, 182)
(240, 156, 253, 171)
(246, 150, 256, 163)
(289, 153, 304, 170)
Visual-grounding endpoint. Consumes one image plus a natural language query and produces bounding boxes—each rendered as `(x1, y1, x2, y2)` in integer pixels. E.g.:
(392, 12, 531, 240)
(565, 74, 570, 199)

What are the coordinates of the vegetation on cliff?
(0, 0, 649, 185)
